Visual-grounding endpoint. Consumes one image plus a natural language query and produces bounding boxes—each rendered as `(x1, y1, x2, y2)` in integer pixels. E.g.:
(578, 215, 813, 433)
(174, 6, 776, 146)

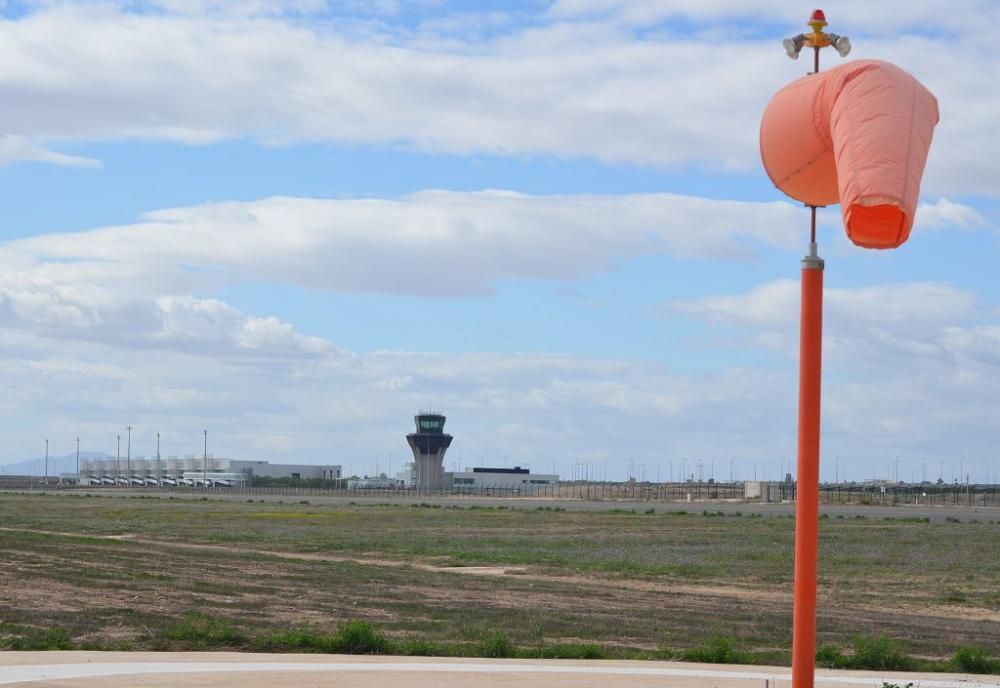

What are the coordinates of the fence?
(3, 477, 999, 507)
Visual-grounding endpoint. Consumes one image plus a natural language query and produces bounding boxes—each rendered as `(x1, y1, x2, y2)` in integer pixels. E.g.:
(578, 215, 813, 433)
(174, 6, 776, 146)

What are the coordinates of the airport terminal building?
(79, 456, 341, 487)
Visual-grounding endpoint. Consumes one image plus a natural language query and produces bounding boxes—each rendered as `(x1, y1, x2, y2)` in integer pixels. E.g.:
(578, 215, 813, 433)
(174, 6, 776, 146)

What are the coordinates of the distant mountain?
(2, 451, 111, 477)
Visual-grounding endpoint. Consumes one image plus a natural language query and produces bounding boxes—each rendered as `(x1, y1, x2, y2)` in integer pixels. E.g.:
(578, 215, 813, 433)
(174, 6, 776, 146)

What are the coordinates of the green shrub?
(849, 636, 914, 671)
(401, 639, 448, 656)
(527, 643, 607, 659)
(1, 626, 74, 650)
(682, 634, 748, 664)
(330, 620, 392, 654)
(655, 643, 676, 660)
(257, 628, 336, 653)
(164, 615, 246, 649)
(951, 646, 999, 674)
(479, 631, 515, 658)
(815, 644, 846, 668)
(252, 622, 393, 655)
(941, 589, 968, 603)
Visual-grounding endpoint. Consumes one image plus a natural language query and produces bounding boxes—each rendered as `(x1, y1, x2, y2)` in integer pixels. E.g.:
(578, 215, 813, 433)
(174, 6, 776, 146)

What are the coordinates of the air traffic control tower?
(406, 413, 453, 489)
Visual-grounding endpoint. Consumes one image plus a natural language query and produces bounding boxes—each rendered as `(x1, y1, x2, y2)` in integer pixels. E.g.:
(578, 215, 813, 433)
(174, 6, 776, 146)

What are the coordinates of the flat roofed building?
(79, 457, 341, 484)
(451, 466, 559, 489)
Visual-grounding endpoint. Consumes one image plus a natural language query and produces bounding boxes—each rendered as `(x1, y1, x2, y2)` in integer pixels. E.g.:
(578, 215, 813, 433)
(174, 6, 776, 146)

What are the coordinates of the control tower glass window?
(419, 419, 443, 431)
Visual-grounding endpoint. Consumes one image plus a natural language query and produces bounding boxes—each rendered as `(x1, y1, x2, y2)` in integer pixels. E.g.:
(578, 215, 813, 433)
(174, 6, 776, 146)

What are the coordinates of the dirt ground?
(2, 524, 997, 657)
(2, 494, 999, 663)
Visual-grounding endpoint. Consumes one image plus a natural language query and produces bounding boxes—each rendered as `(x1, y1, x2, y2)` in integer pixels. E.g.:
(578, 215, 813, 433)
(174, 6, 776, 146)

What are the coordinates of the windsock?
(760, 60, 939, 249)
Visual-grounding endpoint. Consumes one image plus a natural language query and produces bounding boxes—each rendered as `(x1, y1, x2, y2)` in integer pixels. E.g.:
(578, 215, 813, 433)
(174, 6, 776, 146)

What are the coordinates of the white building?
(394, 463, 558, 489)
(396, 462, 416, 486)
(347, 476, 402, 489)
(79, 456, 341, 486)
(451, 466, 559, 489)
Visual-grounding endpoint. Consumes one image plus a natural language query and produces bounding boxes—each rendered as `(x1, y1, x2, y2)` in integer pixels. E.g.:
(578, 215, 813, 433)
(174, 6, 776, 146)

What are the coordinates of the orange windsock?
(760, 60, 939, 249)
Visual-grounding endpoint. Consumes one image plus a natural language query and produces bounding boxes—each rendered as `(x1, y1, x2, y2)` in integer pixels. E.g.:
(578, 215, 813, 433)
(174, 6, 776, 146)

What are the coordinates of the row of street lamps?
(38, 430, 209, 483)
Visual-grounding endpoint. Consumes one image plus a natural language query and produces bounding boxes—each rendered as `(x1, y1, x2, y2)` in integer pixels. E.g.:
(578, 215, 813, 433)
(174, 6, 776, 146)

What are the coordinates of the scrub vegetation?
(1, 492, 999, 670)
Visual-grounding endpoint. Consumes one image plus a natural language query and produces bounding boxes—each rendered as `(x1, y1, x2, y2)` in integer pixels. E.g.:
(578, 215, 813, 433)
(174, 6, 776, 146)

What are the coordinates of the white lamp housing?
(829, 33, 852, 57)
(783, 34, 806, 59)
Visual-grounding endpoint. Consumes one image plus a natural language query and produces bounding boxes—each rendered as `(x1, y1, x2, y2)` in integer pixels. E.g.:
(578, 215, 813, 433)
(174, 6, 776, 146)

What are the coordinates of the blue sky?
(1, 1, 999, 483)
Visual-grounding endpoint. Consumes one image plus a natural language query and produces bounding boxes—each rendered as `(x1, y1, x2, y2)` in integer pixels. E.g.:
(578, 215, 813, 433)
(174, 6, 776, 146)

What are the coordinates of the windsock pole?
(791, 14, 835, 684)
(792, 205, 823, 688)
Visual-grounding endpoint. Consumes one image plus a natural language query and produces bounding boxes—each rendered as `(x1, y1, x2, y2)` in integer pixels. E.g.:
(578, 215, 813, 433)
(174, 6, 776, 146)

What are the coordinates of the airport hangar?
(78, 457, 341, 487)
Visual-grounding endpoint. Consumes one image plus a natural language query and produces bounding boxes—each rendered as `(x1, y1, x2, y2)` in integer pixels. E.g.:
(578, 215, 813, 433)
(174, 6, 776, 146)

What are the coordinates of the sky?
(1, 0, 999, 483)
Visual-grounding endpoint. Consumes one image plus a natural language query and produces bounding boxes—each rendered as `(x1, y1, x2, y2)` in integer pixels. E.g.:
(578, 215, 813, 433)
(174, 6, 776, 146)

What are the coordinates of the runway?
(2, 653, 998, 688)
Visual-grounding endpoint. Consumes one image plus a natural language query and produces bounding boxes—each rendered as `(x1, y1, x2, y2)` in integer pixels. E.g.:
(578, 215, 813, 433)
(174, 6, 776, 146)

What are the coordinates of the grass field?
(1, 492, 998, 670)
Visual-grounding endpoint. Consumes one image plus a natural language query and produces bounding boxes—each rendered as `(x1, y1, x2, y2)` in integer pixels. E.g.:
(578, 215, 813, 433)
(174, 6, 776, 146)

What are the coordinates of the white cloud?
(0, 189, 982, 359)
(3, 191, 809, 301)
(941, 325, 1000, 369)
(673, 280, 978, 331)
(152, 295, 332, 355)
(670, 279, 980, 370)
(0, 134, 100, 167)
(915, 198, 986, 232)
(0, 3, 995, 195)
(0, 274, 330, 357)
(669, 278, 1000, 470)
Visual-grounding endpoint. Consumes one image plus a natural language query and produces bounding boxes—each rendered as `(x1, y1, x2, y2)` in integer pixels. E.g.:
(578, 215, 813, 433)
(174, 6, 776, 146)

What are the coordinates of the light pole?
(44, 439, 49, 481)
(76, 437, 80, 485)
(126, 425, 132, 483)
(203, 430, 208, 488)
(156, 432, 161, 485)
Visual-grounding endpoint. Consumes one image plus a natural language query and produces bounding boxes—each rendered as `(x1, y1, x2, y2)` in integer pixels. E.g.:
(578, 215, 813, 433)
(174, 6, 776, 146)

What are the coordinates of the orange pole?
(792, 238, 824, 688)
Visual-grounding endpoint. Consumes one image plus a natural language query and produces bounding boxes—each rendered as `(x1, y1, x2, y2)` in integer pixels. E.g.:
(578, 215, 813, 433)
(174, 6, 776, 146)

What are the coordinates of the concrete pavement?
(2, 653, 998, 688)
